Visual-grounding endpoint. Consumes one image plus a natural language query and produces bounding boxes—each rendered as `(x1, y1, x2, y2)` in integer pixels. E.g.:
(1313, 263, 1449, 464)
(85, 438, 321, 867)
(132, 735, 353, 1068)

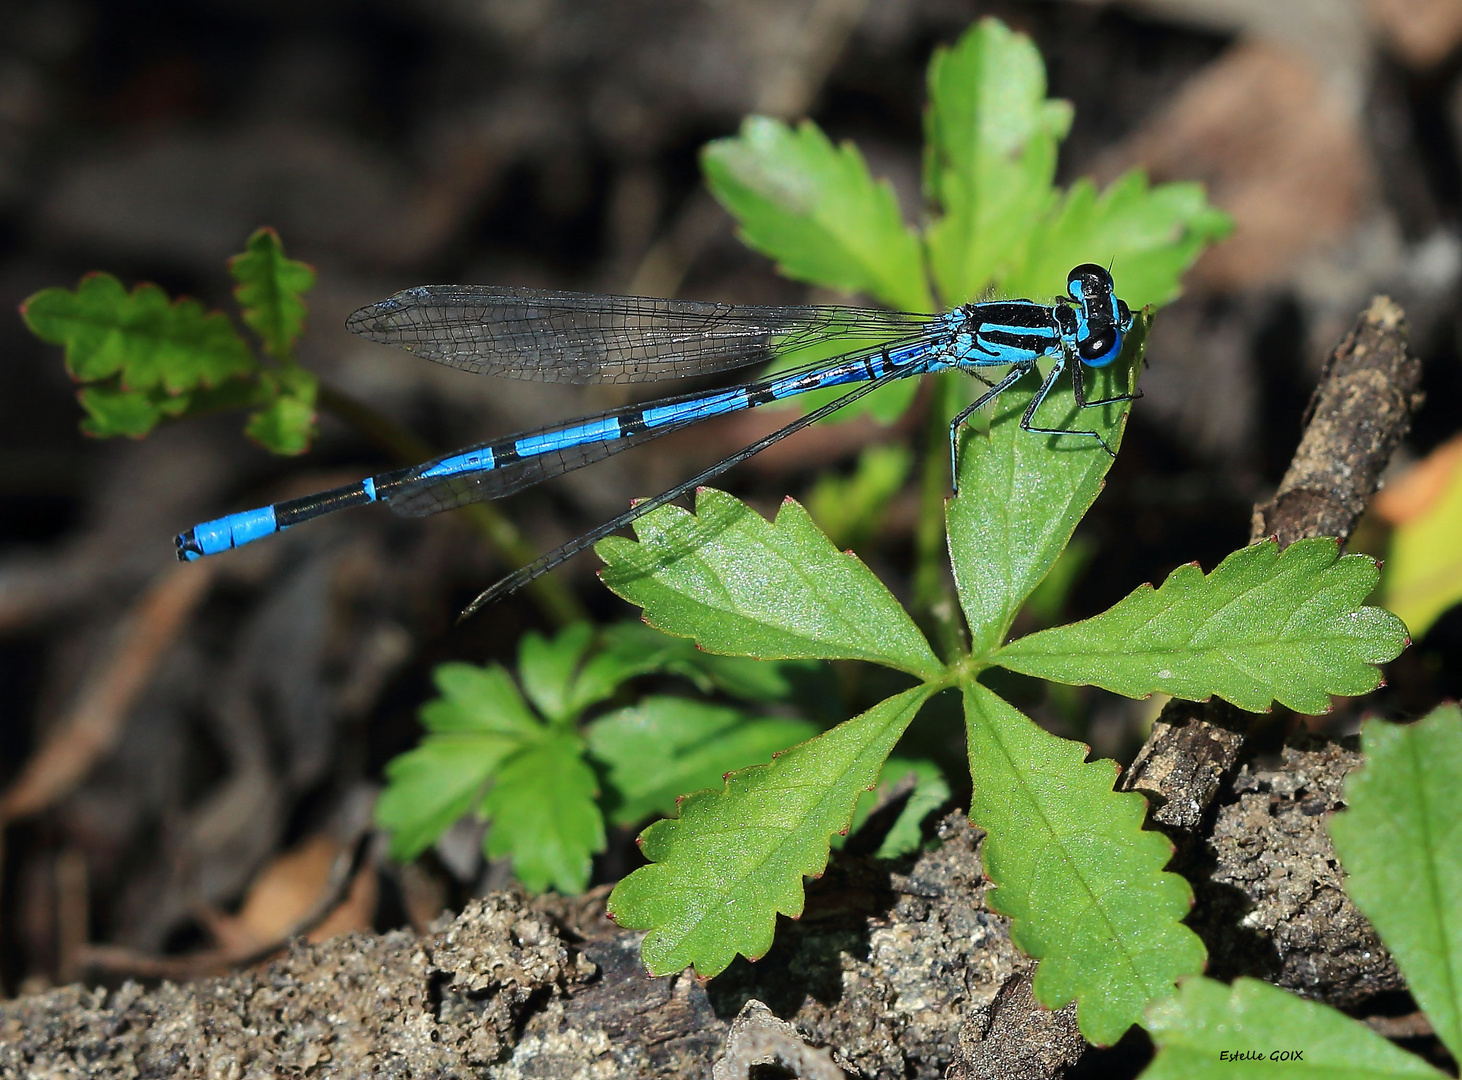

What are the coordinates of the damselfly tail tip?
(175, 530, 202, 562)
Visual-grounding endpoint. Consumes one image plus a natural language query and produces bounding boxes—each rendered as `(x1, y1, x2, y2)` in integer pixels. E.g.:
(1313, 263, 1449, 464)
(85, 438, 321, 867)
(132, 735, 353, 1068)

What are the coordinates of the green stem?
(911, 372, 965, 661)
(315, 382, 586, 627)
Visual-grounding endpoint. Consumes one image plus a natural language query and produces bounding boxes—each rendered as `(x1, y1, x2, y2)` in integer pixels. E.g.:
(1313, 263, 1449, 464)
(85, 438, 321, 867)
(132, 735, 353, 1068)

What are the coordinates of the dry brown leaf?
(1097, 41, 1371, 289)
(1373, 433, 1462, 524)
(203, 834, 375, 953)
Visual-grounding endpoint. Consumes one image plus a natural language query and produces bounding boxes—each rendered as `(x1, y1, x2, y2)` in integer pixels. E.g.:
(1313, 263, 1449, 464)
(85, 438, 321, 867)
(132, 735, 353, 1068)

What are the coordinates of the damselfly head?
(1067, 263, 1126, 368)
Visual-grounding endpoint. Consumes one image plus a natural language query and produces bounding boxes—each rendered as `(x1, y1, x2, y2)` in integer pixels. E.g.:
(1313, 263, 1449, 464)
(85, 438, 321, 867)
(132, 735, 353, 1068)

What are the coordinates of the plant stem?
(315, 382, 586, 627)
(911, 372, 966, 661)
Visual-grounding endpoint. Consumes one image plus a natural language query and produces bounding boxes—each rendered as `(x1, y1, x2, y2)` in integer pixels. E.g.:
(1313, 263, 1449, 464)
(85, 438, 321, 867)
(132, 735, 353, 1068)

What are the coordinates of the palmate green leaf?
(997, 538, 1409, 714)
(702, 116, 931, 313)
(374, 661, 539, 862)
(949, 313, 1146, 657)
(1006, 171, 1234, 309)
(1142, 977, 1445, 1079)
(587, 696, 818, 826)
(22, 273, 255, 393)
(229, 226, 316, 359)
(597, 488, 941, 680)
(609, 685, 932, 976)
(480, 729, 604, 894)
(923, 18, 1071, 305)
(964, 681, 1205, 1045)
(1330, 706, 1462, 1062)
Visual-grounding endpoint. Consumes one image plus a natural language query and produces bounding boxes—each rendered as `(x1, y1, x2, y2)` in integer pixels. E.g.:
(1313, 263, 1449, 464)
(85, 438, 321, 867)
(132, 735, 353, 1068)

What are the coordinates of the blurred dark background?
(1, 0, 1460, 1003)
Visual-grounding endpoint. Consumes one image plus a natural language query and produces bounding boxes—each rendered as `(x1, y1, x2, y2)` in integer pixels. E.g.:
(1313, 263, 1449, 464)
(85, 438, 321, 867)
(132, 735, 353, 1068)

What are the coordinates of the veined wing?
(346, 285, 935, 384)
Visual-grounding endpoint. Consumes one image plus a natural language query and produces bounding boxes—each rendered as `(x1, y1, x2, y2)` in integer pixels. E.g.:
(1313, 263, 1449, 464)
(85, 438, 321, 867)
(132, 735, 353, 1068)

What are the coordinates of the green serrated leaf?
(923, 18, 1072, 305)
(1009, 172, 1233, 309)
(702, 116, 932, 312)
(518, 623, 596, 722)
(964, 680, 1205, 1045)
(229, 227, 316, 359)
(587, 696, 819, 826)
(375, 661, 540, 862)
(609, 685, 932, 975)
(949, 314, 1145, 657)
(997, 537, 1409, 714)
(1329, 706, 1462, 1062)
(480, 729, 604, 894)
(23, 273, 255, 394)
(1142, 976, 1445, 1078)
(244, 374, 317, 455)
(597, 488, 941, 679)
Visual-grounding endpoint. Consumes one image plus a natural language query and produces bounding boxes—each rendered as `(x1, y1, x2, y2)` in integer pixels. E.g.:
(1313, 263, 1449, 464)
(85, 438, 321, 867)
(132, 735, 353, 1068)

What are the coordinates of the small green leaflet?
(517, 622, 597, 723)
(1142, 977, 1447, 1078)
(22, 272, 256, 439)
(964, 682, 1205, 1045)
(228, 228, 319, 453)
(22, 231, 325, 452)
(922, 17, 1071, 305)
(376, 624, 832, 895)
(702, 116, 931, 314)
(587, 697, 818, 826)
(1330, 706, 1462, 1063)
(997, 538, 1409, 714)
(608, 685, 933, 976)
(229, 226, 316, 360)
(373, 659, 605, 893)
(597, 488, 942, 680)
(77, 383, 190, 438)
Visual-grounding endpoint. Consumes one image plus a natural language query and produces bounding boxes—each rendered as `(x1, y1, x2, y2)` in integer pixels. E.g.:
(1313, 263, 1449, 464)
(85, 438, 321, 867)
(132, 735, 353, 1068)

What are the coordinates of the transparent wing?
(346, 285, 934, 384)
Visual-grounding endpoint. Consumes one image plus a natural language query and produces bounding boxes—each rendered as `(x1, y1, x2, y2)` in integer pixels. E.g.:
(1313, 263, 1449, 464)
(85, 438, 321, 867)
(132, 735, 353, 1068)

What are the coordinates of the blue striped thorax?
(937, 263, 1130, 373)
